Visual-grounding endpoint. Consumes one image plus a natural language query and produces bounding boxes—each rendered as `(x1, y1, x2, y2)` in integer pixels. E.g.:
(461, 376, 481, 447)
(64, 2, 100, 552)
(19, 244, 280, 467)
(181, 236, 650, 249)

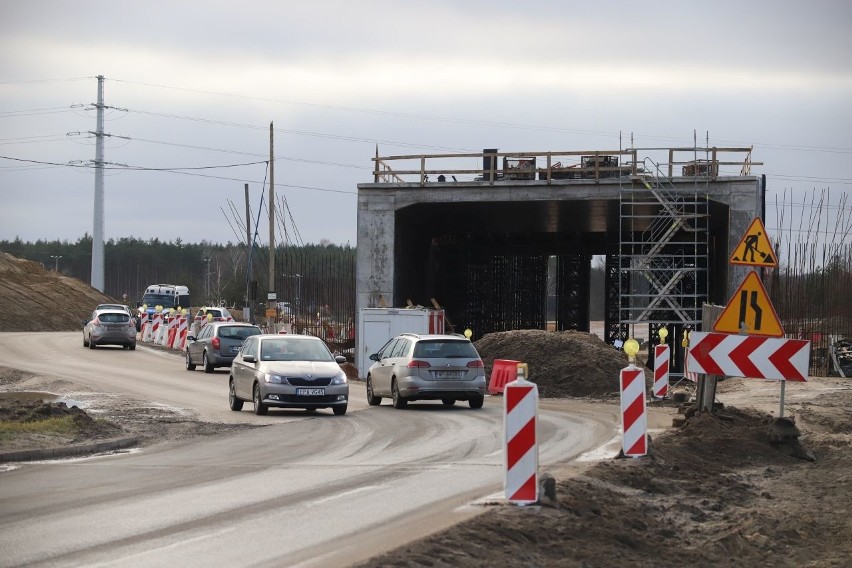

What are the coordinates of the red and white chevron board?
(620, 366, 647, 457)
(687, 332, 810, 382)
(504, 379, 538, 504)
(653, 344, 670, 398)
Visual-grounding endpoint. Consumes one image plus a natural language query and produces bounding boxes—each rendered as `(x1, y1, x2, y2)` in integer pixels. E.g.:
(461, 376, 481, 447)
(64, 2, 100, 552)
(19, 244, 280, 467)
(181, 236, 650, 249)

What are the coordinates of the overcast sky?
(2, 0, 851, 250)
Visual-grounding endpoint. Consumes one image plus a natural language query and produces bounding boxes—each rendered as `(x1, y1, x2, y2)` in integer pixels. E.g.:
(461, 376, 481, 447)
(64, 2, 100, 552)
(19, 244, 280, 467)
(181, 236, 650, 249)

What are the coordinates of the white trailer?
(356, 307, 445, 379)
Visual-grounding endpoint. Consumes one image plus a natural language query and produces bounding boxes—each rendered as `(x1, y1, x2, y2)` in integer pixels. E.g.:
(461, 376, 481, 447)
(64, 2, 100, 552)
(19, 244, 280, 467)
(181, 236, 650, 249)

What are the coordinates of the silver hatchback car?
(83, 309, 137, 350)
(366, 333, 487, 409)
(229, 334, 349, 416)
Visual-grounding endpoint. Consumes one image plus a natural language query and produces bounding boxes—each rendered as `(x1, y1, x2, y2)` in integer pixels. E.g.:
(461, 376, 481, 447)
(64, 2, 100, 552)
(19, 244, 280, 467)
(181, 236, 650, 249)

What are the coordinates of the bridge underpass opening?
(391, 198, 731, 341)
(394, 201, 609, 337)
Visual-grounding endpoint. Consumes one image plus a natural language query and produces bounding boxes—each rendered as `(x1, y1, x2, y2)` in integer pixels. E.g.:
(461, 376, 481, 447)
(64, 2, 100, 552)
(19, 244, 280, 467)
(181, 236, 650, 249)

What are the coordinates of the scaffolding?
(618, 156, 710, 343)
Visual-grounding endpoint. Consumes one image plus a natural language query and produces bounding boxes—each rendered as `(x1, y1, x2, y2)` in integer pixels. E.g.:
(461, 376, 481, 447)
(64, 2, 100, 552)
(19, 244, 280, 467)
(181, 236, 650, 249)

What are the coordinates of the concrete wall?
(356, 176, 762, 320)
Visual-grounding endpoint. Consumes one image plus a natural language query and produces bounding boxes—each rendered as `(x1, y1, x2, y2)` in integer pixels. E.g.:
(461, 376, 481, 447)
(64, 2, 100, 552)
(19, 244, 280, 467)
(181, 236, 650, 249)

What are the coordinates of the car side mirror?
(187, 335, 196, 341)
(335, 355, 346, 364)
(82, 320, 88, 327)
(243, 354, 257, 363)
(369, 353, 379, 361)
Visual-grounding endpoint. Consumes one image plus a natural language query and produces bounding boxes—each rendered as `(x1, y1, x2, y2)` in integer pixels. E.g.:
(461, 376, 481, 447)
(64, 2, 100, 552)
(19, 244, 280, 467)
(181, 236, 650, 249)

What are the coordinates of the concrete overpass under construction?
(356, 146, 763, 363)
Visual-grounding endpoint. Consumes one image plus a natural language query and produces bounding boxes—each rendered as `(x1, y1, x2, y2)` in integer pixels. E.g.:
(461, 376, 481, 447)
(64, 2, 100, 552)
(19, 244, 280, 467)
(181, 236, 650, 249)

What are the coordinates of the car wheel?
(83, 335, 89, 348)
(442, 398, 456, 407)
(129, 343, 136, 351)
(332, 405, 347, 416)
(469, 395, 484, 409)
(185, 350, 196, 371)
(203, 351, 214, 373)
(88, 338, 96, 349)
(229, 379, 243, 411)
(253, 383, 268, 415)
(366, 376, 382, 406)
(392, 379, 407, 409)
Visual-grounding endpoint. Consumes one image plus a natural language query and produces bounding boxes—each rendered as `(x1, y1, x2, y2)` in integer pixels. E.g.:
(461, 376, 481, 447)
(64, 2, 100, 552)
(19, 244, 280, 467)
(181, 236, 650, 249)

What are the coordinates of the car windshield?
(142, 294, 175, 308)
(260, 339, 333, 362)
(219, 326, 261, 340)
(413, 340, 479, 358)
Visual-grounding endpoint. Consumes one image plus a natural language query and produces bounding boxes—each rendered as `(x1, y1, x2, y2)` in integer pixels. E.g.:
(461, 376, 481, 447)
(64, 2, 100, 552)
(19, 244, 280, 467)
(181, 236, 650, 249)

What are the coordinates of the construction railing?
(371, 147, 759, 185)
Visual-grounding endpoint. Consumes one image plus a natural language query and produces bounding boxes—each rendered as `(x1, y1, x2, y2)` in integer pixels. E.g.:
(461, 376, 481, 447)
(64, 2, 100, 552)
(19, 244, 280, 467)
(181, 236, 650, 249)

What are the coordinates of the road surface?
(0, 332, 620, 567)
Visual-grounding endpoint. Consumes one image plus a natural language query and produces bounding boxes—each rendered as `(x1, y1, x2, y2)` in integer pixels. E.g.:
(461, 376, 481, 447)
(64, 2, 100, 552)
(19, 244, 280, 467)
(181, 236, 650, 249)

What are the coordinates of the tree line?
(0, 236, 356, 321)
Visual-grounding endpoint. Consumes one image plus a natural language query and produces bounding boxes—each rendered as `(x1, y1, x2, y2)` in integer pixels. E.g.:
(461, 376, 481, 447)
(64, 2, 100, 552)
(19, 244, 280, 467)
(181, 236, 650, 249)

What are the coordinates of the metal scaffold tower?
(618, 156, 710, 342)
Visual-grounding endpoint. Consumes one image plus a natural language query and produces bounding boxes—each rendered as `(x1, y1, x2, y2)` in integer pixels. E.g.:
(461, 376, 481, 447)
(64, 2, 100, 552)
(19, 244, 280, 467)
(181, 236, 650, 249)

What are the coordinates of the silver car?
(83, 309, 137, 350)
(229, 334, 349, 416)
(366, 333, 487, 409)
(185, 322, 262, 373)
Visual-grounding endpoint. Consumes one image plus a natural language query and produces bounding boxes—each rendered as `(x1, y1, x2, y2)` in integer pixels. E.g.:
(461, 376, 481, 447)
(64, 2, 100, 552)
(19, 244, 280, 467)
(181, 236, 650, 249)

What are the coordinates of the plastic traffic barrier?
(489, 359, 520, 394)
(620, 365, 648, 457)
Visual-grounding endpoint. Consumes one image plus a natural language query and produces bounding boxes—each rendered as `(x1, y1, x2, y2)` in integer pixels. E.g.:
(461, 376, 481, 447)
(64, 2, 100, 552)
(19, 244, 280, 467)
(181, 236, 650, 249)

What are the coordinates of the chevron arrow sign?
(687, 332, 810, 382)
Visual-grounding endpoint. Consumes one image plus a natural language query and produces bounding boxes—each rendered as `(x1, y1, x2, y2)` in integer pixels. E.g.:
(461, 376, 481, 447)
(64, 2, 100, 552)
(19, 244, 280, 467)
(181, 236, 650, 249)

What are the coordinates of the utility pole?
(267, 122, 276, 329)
(90, 75, 105, 291)
(244, 183, 252, 322)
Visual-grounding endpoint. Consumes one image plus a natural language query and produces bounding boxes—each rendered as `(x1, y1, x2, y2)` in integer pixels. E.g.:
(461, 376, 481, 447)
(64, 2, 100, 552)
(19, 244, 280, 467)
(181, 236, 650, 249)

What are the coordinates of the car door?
(233, 337, 258, 400)
(370, 338, 399, 396)
(388, 338, 412, 384)
(189, 325, 209, 362)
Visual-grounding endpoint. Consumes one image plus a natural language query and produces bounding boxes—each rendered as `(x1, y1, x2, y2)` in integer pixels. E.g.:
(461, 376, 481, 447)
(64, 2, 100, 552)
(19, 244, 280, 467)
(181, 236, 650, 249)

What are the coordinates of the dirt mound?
(475, 329, 642, 397)
(0, 396, 124, 451)
(0, 252, 116, 331)
(361, 394, 852, 567)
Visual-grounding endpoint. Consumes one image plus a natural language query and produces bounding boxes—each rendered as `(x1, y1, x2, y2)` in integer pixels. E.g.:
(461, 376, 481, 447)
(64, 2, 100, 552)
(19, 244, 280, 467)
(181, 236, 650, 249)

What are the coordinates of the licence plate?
(231, 346, 240, 353)
(434, 371, 463, 379)
(296, 388, 325, 396)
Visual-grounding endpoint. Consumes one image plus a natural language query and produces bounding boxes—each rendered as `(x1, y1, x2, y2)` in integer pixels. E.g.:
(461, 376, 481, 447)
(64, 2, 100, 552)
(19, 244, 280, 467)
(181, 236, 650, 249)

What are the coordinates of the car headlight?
(264, 373, 287, 384)
(330, 372, 348, 385)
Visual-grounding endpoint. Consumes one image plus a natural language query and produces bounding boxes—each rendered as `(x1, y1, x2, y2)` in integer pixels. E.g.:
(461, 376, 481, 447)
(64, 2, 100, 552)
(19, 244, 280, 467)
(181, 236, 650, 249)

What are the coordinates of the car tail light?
(128, 319, 135, 328)
(93, 317, 101, 326)
(212, 337, 221, 351)
(408, 360, 431, 368)
(467, 360, 484, 368)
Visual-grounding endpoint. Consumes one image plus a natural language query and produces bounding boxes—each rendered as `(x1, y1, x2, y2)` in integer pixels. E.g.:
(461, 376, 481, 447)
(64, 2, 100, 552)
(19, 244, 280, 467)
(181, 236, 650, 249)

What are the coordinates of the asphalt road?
(0, 332, 620, 567)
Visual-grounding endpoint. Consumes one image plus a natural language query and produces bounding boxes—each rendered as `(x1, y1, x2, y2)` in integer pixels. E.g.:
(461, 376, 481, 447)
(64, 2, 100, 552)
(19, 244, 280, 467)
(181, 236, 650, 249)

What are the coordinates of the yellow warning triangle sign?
(730, 217, 778, 267)
(714, 270, 784, 336)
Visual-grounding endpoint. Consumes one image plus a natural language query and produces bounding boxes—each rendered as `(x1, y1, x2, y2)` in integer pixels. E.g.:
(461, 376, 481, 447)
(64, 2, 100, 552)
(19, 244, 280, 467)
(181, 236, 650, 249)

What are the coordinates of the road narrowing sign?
(714, 270, 784, 336)
(730, 217, 778, 268)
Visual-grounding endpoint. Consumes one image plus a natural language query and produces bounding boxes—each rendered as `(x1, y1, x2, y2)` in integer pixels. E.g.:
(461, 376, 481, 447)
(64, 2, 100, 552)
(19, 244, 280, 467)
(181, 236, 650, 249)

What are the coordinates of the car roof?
(207, 321, 257, 328)
(399, 333, 470, 341)
(94, 309, 132, 315)
(255, 334, 321, 341)
(97, 304, 129, 309)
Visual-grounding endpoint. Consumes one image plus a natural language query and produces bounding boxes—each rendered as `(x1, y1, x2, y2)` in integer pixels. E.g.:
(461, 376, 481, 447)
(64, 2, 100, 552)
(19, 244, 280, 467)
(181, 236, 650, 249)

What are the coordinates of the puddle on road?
(0, 391, 84, 408)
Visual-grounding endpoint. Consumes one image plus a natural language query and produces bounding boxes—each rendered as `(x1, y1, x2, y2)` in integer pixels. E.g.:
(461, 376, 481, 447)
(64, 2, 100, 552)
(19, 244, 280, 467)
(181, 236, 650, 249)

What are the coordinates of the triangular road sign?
(730, 217, 778, 267)
(714, 270, 784, 336)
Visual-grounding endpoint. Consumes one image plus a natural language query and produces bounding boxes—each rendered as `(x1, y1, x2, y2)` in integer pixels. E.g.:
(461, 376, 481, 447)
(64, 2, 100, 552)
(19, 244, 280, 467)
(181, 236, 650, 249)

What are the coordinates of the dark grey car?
(185, 322, 262, 373)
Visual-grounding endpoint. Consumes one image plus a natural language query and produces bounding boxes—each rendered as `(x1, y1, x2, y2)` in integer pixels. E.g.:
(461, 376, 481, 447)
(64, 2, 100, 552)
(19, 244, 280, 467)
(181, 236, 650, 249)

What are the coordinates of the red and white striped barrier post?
(165, 311, 178, 347)
(139, 311, 149, 339)
(620, 338, 648, 458)
(177, 313, 189, 350)
(504, 362, 538, 505)
(653, 327, 671, 399)
(150, 307, 163, 344)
